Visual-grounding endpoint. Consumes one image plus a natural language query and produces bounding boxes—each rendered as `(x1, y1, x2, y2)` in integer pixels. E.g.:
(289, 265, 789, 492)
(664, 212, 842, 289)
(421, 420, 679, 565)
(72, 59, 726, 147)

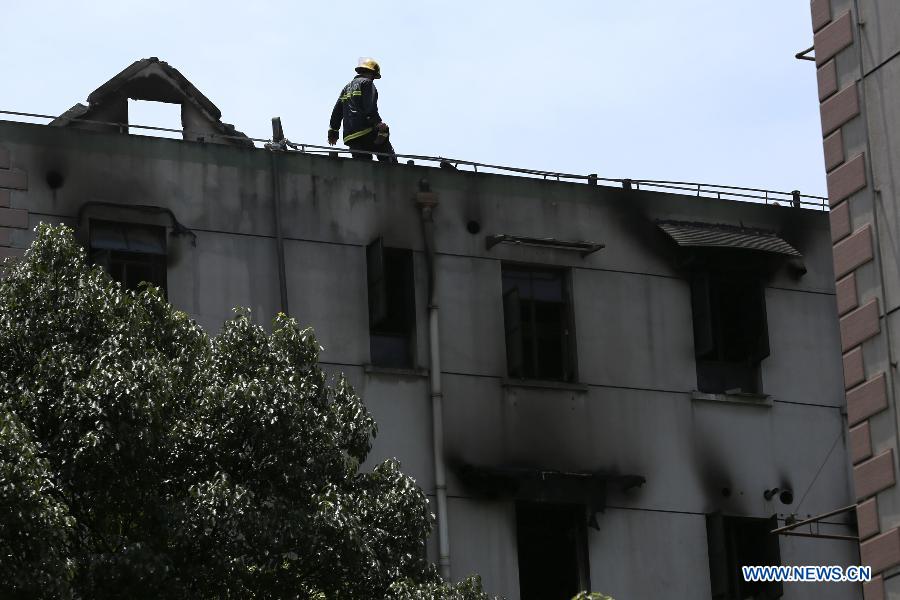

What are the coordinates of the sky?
(1, 1, 826, 196)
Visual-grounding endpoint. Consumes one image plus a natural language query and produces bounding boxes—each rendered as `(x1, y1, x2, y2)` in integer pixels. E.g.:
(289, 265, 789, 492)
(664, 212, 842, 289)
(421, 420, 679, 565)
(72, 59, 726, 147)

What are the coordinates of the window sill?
(363, 364, 429, 378)
(501, 378, 589, 393)
(690, 390, 773, 407)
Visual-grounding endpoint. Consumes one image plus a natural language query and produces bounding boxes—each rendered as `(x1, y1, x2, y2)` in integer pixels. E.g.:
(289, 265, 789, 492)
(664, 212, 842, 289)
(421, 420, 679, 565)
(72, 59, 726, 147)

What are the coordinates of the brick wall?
(811, 2, 898, 598)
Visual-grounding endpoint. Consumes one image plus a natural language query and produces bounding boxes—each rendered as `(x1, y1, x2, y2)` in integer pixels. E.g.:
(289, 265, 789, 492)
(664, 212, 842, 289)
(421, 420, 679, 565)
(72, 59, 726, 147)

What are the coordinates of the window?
(691, 272, 769, 394)
(516, 502, 589, 600)
(90, 220, 167, 296)
(367, 238, 416, 368)
(502, 265, 575, 381)
(707, 514, 782, 599)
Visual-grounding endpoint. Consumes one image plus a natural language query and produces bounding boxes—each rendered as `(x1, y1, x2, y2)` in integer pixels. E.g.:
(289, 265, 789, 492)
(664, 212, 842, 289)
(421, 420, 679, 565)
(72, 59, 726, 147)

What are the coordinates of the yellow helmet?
(355, 57, 382, 79)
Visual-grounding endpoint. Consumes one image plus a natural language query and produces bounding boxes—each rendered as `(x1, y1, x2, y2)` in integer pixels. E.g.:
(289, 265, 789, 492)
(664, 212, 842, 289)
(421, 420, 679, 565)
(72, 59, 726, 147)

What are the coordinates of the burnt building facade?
(0, 58, 863, 598)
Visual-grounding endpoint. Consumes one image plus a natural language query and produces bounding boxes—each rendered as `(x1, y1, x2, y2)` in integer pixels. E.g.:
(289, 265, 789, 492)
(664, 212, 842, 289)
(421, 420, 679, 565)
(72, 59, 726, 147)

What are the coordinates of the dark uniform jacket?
(329, 76, 382, 143)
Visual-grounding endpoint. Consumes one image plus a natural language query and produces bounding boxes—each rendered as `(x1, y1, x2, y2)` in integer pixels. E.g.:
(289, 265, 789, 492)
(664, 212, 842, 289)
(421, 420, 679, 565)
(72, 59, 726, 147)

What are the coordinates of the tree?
(0, 224, 493, 599)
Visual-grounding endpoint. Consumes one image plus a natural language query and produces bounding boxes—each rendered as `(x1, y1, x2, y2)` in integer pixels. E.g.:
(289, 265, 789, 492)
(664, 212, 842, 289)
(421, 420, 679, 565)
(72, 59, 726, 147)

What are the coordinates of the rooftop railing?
(0, 108, 829, 210)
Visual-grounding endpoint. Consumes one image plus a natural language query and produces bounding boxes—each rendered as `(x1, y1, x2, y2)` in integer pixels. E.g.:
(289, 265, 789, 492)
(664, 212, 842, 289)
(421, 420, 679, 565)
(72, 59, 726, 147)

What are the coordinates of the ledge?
(363, 364, 429, 378)
(501, 378, 590, 393)
(691, 390, 773, 407)
(486, 234, 604, 257)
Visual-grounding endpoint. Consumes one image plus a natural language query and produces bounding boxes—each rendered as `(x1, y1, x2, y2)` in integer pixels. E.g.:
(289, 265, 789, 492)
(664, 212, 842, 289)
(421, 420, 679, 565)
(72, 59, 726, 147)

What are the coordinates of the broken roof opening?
(127, 99, 181, 139)
(50, 57, 252, 147)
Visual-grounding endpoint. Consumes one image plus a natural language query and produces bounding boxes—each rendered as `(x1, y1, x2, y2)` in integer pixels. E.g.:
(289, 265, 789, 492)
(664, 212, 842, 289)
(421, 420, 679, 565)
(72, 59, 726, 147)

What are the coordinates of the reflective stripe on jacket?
(329, 76, 382, 143)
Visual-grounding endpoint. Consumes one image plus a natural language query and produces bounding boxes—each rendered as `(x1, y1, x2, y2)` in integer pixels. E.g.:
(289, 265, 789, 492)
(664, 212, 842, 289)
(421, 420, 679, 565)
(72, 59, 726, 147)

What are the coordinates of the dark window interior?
(502, 266, 575, 381)
(692, 272, 769, 394)
(367, 239, 415, 368)
(707, 514, 782, 600)
(516, 503, 589, 600)
(90, 220, 167, 296)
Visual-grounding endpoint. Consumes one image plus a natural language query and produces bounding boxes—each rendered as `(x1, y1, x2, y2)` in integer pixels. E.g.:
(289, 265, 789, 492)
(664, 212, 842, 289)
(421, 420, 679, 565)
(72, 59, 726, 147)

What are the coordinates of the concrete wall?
(0, 119, 859, 598)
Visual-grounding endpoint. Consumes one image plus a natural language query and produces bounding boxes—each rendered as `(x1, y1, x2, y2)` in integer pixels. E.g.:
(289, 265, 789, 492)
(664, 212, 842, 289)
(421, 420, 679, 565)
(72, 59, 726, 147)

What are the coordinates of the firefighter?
(328, 58, 398, 163)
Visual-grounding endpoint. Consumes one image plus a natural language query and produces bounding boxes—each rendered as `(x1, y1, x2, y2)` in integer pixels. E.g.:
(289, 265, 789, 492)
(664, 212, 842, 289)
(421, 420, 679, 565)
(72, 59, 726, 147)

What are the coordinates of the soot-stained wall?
(0, 119, 859, 599)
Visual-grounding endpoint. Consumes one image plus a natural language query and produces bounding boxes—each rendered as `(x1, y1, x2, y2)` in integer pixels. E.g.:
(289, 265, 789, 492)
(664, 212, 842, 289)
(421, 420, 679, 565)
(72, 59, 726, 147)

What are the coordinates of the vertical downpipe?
(270, 150, 290, 316)
(415, 180, 451, 580)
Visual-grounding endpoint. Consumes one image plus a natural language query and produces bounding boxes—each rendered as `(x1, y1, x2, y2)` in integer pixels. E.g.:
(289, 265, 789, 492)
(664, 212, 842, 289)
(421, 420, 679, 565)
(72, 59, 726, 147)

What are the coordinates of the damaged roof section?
(51, 57, 253, 147)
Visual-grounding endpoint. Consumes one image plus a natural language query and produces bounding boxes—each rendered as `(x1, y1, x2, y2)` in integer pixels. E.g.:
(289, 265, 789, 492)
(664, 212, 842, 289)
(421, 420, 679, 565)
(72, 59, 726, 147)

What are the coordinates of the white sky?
(1, 1, 826, 195)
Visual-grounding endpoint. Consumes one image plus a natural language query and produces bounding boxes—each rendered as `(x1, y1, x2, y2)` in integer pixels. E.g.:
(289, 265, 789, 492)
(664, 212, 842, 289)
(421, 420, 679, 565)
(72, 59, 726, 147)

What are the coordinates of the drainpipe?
(415, 179, 451, 581)
(268, 146, 290, 316)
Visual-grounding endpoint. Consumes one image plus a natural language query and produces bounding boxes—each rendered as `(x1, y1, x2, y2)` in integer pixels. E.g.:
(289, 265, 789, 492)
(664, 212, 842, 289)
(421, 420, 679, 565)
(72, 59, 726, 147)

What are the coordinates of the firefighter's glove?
(327, 130, 339, 146)
(374, 122, 389, 145)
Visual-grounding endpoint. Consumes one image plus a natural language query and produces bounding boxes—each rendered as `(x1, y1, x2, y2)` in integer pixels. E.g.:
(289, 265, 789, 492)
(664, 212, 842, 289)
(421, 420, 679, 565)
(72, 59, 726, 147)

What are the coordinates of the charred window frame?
(367, 238, 416, 369)
(516, 502, 590, 600)
(691, 272, 769, 394)
(89, 220, 167, 296)
(502, 265, 576, 382)
(707, 514, 782, 599)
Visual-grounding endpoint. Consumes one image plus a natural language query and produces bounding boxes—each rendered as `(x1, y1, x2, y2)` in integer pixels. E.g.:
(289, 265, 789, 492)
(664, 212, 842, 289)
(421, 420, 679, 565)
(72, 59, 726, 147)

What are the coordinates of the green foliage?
(0, 224, 494, 599)
(387, 574, 495, 600)
(0, 404, 75, 598)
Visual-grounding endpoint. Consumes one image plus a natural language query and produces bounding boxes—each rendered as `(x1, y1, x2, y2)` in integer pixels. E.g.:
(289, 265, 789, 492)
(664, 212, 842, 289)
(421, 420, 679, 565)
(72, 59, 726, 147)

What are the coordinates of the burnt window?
(502, 265, 575, 381)
(516, 503, 590, 600)
(90, 220, 167, 296)
(367, 238, 416, 368)
(707, 514, 782, 600)
(691, 273, 769, 394)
